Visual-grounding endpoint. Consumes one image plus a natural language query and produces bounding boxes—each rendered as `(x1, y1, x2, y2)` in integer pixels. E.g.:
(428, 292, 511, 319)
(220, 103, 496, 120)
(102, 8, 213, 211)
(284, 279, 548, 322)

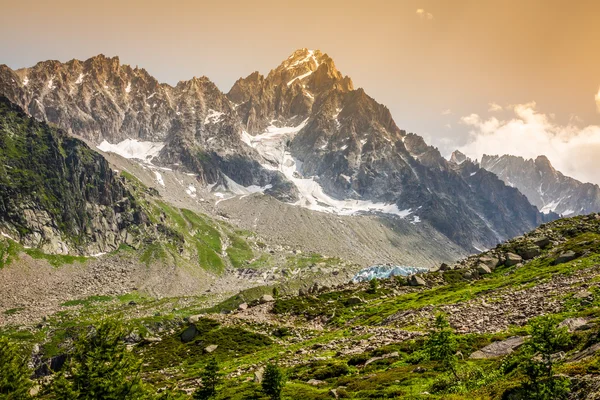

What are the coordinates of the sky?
(1, 0, 600, 183)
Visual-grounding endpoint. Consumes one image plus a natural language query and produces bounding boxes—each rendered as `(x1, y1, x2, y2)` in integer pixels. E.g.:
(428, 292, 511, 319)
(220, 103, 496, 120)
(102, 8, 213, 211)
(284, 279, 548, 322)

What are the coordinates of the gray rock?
(477, 264, 492, 275)
(307, 379, 326, 386)
(329, 389, 339, 399)
(470, 336, 525, 359)
(559, 317, 588, 332)
(260, 294, 275, 303)
(532, 236, 551, 248)
(478, 256, 500, 270)
(238, 303, 248, 311)
(408, 275, 426, 286)
(254, 366, 264, 383)
(554, 250, 577, 265)
(505, 252, 523, 267)
(204, 344, 218, 353)
(518, 245, 541, 260)
(180, 325, 198, 343)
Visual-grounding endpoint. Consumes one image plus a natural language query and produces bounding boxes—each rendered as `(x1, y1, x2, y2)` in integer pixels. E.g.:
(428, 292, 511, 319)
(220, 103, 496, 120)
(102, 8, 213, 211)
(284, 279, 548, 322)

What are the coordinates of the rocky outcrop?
(0, 97, 146, 255)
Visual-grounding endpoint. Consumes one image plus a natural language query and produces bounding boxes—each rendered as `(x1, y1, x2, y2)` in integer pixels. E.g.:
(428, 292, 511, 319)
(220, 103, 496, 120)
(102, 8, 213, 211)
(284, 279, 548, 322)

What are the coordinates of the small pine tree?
(194, 357, 221, 400)
(520, 316, 571, 400)
(272, 287, 280, 299)
(262, 363, 285, 400)
(368, 278, 379, 294)
(47, 319, 149, 399)
(425, 314, 458, 378)
(0, 337, 33, 399)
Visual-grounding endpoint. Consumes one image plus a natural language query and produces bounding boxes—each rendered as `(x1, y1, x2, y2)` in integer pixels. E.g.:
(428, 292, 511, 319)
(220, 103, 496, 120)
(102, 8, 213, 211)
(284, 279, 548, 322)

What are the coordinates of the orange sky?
(2, 0, 600, 157)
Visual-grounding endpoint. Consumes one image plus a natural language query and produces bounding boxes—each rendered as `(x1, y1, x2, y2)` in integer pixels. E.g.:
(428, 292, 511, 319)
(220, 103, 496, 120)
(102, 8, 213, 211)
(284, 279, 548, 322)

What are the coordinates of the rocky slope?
(479, 153, 600, 217)
(0, 50, 555, 252)
(0, 96, 148, 255)
(4, 213, 600, 399)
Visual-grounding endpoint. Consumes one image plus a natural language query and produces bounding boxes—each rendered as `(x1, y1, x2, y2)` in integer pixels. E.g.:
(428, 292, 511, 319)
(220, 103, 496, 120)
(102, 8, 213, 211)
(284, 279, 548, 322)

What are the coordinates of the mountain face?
(0, 96, 148, 255)
(0, 49, 555, 251)
(479, 154, 600, 217)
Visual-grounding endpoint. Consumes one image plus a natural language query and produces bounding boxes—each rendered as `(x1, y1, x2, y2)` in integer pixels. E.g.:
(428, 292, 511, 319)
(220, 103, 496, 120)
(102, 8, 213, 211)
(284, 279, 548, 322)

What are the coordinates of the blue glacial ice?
(352, 264, 429, 283)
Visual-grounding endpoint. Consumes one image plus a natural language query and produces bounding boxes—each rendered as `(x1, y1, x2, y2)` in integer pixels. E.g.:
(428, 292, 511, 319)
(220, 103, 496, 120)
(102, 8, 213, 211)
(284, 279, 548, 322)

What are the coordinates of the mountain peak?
(450, 150, 468, 165)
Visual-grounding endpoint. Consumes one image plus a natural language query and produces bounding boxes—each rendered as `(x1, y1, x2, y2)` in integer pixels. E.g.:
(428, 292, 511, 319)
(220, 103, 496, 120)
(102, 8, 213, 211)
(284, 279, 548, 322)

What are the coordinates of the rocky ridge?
(479, 153, 600, 217)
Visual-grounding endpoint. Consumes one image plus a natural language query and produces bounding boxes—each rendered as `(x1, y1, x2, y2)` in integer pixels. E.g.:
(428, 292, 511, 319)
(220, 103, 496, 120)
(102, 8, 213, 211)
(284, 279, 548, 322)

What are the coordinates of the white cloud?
(458, 102, 600, 185)
(416, 9, 434, 20)
(595, 86, 600, 112)
(488, 102, 503, 112)
(441, 109, 452, 115)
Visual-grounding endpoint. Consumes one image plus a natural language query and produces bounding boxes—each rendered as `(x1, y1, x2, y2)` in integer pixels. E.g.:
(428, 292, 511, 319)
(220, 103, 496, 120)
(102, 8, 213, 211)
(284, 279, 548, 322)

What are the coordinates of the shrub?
(424, 314, 458, 378)
(46, 319, 149, 399)
(262, 363, 285, 400)
(194, 357, 221, 399)
(0, 337, 33, 399)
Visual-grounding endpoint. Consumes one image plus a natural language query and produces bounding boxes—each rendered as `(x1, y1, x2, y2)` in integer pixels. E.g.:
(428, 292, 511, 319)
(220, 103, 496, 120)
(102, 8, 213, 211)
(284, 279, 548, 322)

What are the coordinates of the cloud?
(458, 102, 600, 185)
(441, 109, 452, 115)
(416, 9, 434, 20)
(595, 86, 600, 112)
(488, 102, 503, 112)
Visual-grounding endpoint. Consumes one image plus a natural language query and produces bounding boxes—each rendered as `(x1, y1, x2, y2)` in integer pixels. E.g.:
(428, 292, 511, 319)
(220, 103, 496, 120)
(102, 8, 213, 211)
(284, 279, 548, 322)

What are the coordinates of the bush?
(262, 363, 285, 400)
(425, 314, 458, 377)
(194, 357, 221, 399)
(511, 316, 571, 400)
(46, 319, 150, 399)
(0, 337, 33, 399)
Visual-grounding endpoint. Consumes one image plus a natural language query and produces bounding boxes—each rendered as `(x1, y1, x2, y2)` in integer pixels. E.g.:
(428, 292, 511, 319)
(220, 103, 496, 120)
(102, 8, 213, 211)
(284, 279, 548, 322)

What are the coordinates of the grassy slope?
(2, 214, 600, 399)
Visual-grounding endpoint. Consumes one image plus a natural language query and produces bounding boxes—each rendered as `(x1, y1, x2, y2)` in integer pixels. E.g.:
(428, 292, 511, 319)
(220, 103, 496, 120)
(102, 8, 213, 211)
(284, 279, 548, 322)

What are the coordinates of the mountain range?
(479, 153, 600, 217)
(0, 49, 556, 254)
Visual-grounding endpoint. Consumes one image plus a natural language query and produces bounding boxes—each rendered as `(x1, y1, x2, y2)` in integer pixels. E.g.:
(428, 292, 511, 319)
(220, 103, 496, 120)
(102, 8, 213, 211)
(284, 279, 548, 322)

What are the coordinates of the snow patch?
(97, 139, 165, 163)
(287, 70, 313, 86)
(186, 185, 197, 198)
(47, 77, 55, 90)
(205, 109, 224, 124)
(154, 171, 165, 187)
(75, 73, 84, 84)
(125, 82, 131, 93)
(23, 77, 29, 86)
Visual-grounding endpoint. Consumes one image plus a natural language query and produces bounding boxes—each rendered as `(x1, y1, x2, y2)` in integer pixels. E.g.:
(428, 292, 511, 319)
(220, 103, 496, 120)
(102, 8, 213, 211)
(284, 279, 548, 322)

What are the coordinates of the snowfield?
(241, 119, 413, 218)
(97, 139, 165, 163)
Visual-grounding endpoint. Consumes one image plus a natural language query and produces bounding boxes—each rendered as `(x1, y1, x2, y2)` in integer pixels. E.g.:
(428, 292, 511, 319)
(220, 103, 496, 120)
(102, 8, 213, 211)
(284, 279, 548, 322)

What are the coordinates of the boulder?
(477, 264, 492, 275)
(254, 366, 265, 383)
(204, 344, 218, 353)
(180, 325, 198, 343)
(518, 245, 541, 260)
(559, 317, 588, 332)
(532, 236, 551, 248)
(478, 256, 500, 270)
(329, 389, 339, 399)
(504, 252, 522, 267)
(189, 314, 204, 324)
(554, 251, 577, 265)
(260, 294, 275, 303)
(408, 275, 426, 286)
(470, 336, 525, 359)
(439, 263, 450, 271)
(307, 379, 326, 386)
(238, 303, 248, 311)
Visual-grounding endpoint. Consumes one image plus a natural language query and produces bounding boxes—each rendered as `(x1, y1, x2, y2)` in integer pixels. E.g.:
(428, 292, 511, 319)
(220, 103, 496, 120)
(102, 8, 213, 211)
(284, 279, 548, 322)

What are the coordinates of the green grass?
(226, 233, 253, 268)
(61, 295, 113, 307)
